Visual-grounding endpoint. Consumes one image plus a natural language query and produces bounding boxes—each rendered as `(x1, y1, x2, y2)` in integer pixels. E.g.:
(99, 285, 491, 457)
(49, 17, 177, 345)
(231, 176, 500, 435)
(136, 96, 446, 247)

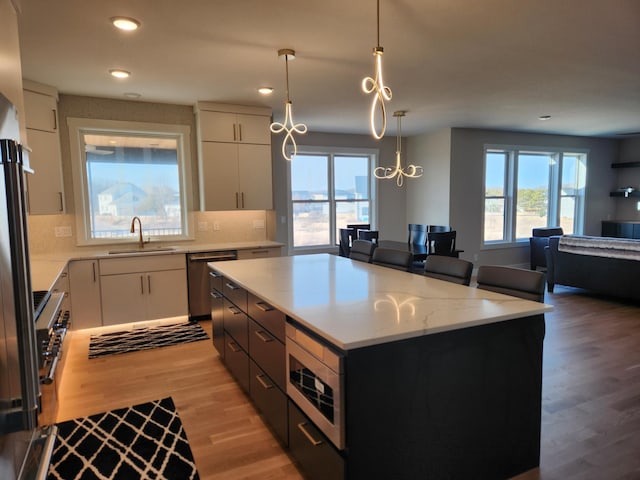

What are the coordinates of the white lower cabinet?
(68, 259, 102, 329)
(99, 255, 188, 326)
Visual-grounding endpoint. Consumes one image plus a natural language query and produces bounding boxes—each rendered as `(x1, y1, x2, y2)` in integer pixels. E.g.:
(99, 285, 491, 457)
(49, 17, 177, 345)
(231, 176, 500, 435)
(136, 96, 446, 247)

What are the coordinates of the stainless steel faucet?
(130, 216, 145, 249)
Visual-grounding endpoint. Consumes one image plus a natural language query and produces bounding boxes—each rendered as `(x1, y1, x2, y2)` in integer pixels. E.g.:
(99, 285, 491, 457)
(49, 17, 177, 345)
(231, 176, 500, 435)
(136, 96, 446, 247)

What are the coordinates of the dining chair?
(358, 229, 379, 243)
(349, 239, 376, 263)
(371, 247, 412, 272)
(346, 224, 371, 239)
(408, 224, 428, 245)
(428, 225, 452, 233)
(427, 231, 458, 257)
(338, 228, 353, 257)
(476, 265, 545, 302)
(423, 256, 473, 286)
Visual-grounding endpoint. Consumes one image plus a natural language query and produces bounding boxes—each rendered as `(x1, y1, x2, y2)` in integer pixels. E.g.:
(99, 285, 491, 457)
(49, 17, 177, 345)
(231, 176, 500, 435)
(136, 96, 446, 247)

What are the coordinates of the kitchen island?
(209, 254, 552, 480)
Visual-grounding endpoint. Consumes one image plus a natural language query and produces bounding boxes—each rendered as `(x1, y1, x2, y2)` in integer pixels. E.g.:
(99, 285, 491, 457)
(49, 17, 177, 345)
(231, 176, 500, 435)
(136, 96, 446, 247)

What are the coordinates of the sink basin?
(107, 246, 177, 255)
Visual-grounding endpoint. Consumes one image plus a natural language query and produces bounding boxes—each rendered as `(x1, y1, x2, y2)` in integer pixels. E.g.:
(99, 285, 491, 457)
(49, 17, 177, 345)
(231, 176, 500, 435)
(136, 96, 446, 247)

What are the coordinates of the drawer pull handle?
(225, 282, 240, 290)
(209, 271, 222, 278)
(227, 306, 242, 315)
(227, 341, 242, 353)
(256, 374, 273, 390)
(255, 301, 274, 312)
(210, 291, 223, 299)
(297, 422, 323, 446)
(254, 329, 273, 343)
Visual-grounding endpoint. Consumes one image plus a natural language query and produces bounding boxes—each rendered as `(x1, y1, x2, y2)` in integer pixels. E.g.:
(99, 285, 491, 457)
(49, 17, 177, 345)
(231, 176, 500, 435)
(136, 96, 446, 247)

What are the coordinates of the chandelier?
(361, 0, 392, 139)
(374, 111, 423, 186)
(270, 49, 307, 161)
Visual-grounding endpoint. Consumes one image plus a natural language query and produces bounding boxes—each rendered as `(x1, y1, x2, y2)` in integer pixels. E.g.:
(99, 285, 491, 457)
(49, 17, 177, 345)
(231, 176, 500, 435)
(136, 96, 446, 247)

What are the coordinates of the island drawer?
(208, 269, 223, 293)
(223, 299, 248, 351)
(224, 337, 249, 393)
(250, 360, 288, 446)
(249, 318, 285, 390)
(223, 279, 247, 311)
(248, 292, 285, 343)
(288, 400, 345, 480)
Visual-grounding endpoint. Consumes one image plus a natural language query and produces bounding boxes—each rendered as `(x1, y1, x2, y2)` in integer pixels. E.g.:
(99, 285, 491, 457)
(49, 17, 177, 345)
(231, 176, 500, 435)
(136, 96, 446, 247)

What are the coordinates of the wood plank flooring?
(55, 286, 640, 479)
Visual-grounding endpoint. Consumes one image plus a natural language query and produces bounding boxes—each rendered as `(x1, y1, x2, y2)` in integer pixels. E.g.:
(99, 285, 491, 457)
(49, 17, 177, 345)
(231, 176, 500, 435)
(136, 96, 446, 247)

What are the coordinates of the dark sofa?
(545, 236, 640, 301)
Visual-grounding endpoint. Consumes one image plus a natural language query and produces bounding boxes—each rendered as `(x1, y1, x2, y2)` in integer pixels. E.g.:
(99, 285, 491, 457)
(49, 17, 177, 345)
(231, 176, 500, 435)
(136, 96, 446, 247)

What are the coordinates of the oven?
(285, 322, 345, 450)
(33, 289, 70, 385)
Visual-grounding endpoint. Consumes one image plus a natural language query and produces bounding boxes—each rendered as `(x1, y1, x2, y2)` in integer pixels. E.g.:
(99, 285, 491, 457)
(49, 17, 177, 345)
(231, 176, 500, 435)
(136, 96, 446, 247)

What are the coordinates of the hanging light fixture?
(362, 0, 392, 140)
(270, 49, 307, 161)
(374, 111, 423, 186)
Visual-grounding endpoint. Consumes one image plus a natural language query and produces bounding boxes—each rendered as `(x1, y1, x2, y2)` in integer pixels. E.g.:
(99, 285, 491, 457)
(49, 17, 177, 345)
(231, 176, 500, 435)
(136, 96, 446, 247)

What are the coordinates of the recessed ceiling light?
(109, 69, 131, 79)
(111, 16, 140, 31)
(538, 115, 552, 121)
(258, 87, 274, 95)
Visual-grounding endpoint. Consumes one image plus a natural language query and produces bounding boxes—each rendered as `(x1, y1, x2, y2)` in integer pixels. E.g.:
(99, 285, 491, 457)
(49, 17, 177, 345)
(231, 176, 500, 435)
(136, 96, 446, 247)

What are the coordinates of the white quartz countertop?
(30, 240, 284, 292)
(209, 254, 553, 350)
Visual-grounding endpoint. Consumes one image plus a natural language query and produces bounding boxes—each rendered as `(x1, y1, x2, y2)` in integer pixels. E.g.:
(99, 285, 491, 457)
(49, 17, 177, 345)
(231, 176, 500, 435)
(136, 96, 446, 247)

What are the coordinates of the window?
(289, 147, 376, 251)
(68, 118, 193, 245)
(483, 146, 586, 245)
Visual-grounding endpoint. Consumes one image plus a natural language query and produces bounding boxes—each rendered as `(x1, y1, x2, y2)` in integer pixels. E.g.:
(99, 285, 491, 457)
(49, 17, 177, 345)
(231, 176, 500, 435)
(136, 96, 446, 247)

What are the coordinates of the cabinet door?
(68, 260, 102, 329)
(25, 128, 65, 214)
(199, 111, 236, 142)
(238, 143, 273, 209)
(101, 273, 146, 325)
(236, 114, 271, 144)
(23, 90, 58, 132)
(200, 142, 239, 210)
(145, 269, 188, 320)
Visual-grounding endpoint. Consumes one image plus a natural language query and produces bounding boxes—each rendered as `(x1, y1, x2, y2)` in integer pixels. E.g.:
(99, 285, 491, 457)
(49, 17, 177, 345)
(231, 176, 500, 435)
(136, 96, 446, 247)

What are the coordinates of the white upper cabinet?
(196, 102, 273, 211)
(22, 80, 65, 215)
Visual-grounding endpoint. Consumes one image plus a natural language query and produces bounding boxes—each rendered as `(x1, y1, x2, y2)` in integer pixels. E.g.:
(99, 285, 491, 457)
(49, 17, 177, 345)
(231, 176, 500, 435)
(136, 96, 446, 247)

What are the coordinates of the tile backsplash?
(27, 210, 274, 254)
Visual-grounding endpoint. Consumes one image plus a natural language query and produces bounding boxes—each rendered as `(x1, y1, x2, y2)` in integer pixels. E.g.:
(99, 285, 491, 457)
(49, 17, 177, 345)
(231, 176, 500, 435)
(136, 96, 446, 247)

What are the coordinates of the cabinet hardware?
(209, 271, 222, 278)
(241, 192, 245, 208)
(57, 192, 63, 211)
(227, 305, 242, 315)
(255, 301, 274, 312)
(209, 291, 223, 299)
(147, 275, 151, 294)
(238, 123, 243, 142)
(52, 109, 57, 131)
(235, 192, 239, 208)
(92, 262, 96, 282)
(255, 374, 273, 390)
(232, 124, 237, 141)
(254, 329, 273, 343)
(227, 341, 241, 353)
(140, 275, 144, 294)
(297, 422, 324, 446)
(225, 282, 240, 290)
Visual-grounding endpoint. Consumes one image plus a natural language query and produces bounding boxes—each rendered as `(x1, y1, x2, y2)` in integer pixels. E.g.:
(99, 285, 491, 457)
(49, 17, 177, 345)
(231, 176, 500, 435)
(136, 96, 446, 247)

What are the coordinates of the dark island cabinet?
(601, 221, 640, 239)
(209, 271, 288, 446)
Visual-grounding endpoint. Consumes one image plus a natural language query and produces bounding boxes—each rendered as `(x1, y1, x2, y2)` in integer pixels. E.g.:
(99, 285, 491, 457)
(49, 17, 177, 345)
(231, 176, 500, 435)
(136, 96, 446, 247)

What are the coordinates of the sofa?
(545, 235, 640, 301)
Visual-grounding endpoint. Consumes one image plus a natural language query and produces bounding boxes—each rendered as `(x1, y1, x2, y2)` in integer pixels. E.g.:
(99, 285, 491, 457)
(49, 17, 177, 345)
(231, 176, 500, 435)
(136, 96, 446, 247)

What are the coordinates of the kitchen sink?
(107, 246, 177, 255)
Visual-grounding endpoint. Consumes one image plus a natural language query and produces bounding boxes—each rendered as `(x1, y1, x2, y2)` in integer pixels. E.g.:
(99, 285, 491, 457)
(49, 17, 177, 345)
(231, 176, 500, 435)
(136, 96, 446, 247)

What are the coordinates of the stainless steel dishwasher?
(187, 250, 237, 319)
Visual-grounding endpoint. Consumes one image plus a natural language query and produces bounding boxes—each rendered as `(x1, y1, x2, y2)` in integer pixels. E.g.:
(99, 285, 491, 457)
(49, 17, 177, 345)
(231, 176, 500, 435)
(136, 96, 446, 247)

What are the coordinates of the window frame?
(67, 117, 194, 246)
(286, 145, 378, 255)
(482, 144, 587, 247)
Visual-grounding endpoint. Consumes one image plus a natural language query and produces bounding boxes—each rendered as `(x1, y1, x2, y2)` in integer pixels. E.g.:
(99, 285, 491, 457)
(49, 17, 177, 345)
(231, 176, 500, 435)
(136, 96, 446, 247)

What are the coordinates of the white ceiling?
(16, 0, 640, 137)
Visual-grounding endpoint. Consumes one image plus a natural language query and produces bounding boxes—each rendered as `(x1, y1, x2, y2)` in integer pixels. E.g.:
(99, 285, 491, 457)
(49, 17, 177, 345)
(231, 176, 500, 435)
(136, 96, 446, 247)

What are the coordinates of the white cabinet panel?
(68, 260, 102, 329)
(23, 89, 58, 132)
(24, 128, 64, 214)
(199, 110, 270, 144)
(146, 269, 189, 320)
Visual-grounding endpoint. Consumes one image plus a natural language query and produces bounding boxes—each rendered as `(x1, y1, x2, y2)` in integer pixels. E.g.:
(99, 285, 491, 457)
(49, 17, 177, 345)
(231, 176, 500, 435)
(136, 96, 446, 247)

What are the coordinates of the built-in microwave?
(285, 322, 345, 450)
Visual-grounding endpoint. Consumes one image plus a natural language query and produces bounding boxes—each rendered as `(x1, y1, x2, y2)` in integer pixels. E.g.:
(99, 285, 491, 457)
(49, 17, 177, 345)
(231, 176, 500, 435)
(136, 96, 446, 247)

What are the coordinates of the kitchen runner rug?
(47, 397, 200, 480)
(88, 322, 209, 359)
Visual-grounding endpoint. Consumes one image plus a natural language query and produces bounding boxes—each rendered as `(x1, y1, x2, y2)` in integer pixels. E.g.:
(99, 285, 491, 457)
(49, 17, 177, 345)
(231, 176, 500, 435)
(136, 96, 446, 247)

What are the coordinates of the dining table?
(378, 240, 429, 261)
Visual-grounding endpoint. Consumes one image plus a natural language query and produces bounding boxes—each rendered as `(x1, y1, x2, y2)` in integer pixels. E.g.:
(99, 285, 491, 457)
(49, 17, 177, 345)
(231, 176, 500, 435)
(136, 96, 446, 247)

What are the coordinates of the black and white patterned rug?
(47, 397, 199, 480)
(89, 322, 209, 359)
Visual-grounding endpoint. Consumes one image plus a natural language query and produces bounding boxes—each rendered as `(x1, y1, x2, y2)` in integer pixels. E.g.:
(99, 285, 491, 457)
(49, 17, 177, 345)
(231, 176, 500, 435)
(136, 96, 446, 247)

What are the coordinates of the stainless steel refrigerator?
(0, 93, 56, 479)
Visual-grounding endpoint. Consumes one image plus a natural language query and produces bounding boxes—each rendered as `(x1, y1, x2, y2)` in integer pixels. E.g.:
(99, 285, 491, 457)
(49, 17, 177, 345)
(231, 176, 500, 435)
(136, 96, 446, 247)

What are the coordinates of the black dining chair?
(427, 231, 458, 257)
(476, 265, 545, 302)
(371, 247, 412, 272)
(358, 229, 379, 243)
(428, 225, 452, 233)
(347, 224, 370, 239)
(338, 228, 354, 257)
(408, 224, 428, 245)
(349, 239, 377, 263)
(423, 256, 473, 286)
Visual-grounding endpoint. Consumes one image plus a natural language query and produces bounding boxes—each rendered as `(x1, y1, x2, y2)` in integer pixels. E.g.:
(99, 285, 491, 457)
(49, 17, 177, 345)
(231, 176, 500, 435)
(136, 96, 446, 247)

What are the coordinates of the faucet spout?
(130, 216, 144, 249)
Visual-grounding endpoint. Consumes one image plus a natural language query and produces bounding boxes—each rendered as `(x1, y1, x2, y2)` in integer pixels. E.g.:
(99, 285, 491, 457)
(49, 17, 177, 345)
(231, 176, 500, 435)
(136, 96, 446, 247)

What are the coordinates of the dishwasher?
(187, 250, 237, 319)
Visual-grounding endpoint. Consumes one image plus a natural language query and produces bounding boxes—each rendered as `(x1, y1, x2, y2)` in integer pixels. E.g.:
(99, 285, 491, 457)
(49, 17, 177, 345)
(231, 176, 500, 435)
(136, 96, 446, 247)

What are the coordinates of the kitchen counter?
(209, 253, 552, 350)
(30, 240, 283, 292)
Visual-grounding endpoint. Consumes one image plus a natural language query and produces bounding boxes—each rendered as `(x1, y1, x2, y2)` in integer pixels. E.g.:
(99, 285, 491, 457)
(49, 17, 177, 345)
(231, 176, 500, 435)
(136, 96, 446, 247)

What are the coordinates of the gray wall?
(614, 137, 640, 221)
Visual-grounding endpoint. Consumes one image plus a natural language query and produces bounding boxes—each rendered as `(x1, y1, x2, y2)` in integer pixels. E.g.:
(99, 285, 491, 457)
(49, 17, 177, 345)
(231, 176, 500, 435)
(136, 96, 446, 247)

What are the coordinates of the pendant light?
(270, 49, 307, 161)
(374, 111, 423, 186)
(362, 0, 392, 140)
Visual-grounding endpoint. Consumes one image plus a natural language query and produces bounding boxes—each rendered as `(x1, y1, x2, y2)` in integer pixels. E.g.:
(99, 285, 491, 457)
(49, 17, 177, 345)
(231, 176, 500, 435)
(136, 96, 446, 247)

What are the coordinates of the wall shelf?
(610, 191, 640, 198)
(611, 161, 640, 169)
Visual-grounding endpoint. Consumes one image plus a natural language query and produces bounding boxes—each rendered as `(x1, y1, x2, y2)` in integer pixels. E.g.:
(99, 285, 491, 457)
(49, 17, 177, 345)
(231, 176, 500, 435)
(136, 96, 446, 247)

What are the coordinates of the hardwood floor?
(55, 287, 640, 480)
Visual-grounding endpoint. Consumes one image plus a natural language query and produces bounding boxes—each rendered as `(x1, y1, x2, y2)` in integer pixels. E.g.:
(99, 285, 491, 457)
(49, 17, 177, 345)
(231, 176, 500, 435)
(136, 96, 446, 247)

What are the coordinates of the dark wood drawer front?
(288, 400, 345, 480)
(208, 269, 223, 293)
(223, 279, 247, 311)
(210, 291, 225, 358)
(248, 292, 285, 343)
(250, 360, 288, 446)
(249, 318, 285, 390)
(223, 299, 248, 351)
(224, 338, 249, 393)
